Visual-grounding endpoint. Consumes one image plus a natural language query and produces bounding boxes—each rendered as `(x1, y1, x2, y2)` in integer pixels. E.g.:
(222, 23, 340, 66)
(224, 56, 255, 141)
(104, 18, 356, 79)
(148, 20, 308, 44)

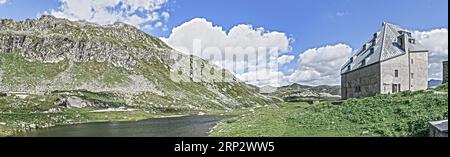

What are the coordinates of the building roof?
(430, 120, 448, 133)
(341, 22, 428, 74)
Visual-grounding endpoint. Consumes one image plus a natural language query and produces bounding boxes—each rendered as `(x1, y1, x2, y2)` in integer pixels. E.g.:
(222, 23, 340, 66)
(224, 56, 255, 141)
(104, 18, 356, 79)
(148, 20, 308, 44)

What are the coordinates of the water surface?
(21, 115, 231, 137)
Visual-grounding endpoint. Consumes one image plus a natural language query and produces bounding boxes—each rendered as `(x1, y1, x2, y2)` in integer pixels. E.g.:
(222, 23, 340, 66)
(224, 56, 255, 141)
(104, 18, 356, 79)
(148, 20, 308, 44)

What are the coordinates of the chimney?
(398, 31, 409, 51)
(402, 33, 408, 51)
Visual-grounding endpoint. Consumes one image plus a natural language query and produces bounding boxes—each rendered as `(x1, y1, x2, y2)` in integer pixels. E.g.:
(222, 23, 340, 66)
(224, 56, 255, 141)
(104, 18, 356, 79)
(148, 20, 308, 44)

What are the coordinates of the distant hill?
(248, 83, 341, 102)
(429, 80, 443, 89)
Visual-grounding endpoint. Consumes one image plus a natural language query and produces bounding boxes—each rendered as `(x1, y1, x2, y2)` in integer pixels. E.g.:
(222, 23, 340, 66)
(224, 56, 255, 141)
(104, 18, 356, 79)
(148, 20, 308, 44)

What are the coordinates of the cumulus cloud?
(288, 44, 352, 85)
(162, 18, 292, 86)
(163, 18, 291, 56)
(237, 70, 288, 87)
(277, 55, 295, 66)
(0, 0, 8, 5)
(45, 0, 170, 30)
(413, 29, 448, 80)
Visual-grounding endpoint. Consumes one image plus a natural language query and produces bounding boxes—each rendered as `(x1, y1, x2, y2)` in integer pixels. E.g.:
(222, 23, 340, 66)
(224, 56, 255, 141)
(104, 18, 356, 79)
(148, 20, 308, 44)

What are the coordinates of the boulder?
(56, 96, 92, 108)
(267, 104, 279, 109)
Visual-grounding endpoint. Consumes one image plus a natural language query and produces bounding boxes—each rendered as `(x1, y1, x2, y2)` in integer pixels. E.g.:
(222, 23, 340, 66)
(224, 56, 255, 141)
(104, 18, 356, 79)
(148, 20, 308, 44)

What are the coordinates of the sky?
(0, 0, 448, 87)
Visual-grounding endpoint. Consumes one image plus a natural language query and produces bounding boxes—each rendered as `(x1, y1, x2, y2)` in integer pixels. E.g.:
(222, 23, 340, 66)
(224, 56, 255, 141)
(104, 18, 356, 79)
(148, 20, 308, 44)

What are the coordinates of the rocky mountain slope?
(0, 15, 272, 112)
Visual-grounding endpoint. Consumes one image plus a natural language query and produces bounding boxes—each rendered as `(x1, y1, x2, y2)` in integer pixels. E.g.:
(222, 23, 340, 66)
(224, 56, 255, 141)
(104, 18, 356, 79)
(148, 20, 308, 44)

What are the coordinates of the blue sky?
(0, 0, 448, 86)
(162, 0, 448, 52)
(1, 0, 447, 53)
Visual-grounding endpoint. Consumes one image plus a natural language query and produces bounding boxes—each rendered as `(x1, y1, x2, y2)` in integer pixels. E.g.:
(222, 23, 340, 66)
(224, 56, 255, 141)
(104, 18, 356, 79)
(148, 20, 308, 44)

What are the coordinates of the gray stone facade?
(444, 61, 448, 83)
(341, 23, 428, 99)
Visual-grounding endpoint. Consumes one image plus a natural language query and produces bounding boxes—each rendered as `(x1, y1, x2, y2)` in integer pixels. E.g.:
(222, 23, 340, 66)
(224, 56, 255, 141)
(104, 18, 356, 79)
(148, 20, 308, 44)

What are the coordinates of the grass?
(69, 61, 132, 87)
(0, 52, 68, 87)
(210, 85, 448, 137)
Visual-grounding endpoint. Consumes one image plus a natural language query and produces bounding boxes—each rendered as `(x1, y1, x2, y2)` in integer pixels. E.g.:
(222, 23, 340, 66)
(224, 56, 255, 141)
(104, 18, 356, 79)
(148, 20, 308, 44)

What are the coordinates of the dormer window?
(361, 59, 366, 66)
(397, 36, 404, 45)
(369, 48, 375, 55)
(399, 30, 412, 37)
(362, 44, 367, 51)
(397, 34, 408, 50)
(347, 65, 351, 71)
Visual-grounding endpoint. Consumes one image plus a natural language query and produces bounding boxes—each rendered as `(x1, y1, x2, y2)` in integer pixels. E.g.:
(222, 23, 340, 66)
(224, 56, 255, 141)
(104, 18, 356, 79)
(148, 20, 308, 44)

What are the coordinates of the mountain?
(254, 83, 341, 102)
(428, 79, 443, 89)
(0, 15, 272, 111)
(277, 83, 341, 101)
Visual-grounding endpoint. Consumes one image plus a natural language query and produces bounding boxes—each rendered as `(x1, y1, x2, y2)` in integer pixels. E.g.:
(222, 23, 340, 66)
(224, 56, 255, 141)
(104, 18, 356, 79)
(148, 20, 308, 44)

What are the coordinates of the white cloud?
(277, 55, 295, 66)
(336, 12, 346, 17)
(45, 0, 170, 30)
(162, 18, 292, 86)
(0, 0, 8, 5)
(163, 18, 291, 56)
(161, 11, 170, 21)
(413, 28, 448, 80)
(288, 44, 352, 86)
(237, 70, 288, 87)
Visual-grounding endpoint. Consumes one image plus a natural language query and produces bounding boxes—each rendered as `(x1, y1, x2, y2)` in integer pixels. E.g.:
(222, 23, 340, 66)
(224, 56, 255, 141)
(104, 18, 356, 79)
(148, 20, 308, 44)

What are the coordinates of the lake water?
(20, 115, 231, 137)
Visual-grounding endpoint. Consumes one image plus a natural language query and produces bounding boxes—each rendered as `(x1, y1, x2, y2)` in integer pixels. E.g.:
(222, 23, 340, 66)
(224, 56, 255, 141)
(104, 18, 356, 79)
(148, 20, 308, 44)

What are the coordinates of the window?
(411, 59, 414, 64)
(398, 37, 403, 46)
(411, 73, 414, 79)
(392, 84, 401, 93)
(355, 86, 362, 93)
(395, 70, 399, 78)
(362, 59, 366, 66)
(369, 48, 375, 55)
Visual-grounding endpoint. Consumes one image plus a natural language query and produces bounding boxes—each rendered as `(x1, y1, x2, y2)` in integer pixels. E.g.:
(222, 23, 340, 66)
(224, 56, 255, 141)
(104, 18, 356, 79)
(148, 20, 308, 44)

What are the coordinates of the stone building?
(429, 120, 448, 137)
(443, 61, 448, 83)
(341, 23, 428, 99)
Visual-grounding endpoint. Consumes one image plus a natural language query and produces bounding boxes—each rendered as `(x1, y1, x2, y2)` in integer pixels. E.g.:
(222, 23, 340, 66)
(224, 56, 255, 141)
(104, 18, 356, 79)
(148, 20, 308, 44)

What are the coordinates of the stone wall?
(429, 120, 448, 137)
(341, 63, 381, 100)
(380, 54, 410, 94)
(380, 51, 428, 94)
(409, 51, 429, 91)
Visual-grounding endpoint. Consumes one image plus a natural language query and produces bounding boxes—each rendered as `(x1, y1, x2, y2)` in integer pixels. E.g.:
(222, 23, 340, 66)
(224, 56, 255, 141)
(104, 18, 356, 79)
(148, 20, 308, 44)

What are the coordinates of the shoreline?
(2, 109, 243, 137)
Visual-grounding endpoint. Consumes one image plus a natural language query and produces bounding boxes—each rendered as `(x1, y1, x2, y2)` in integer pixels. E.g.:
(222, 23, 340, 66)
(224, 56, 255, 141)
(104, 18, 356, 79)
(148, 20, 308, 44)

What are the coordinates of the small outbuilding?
(429, 120, 448, 137)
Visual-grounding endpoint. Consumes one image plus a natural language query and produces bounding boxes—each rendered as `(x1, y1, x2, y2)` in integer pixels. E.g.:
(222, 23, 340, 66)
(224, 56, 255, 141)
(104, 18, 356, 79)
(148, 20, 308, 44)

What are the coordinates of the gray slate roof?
(430, 120, 448, 132)
(341, 22, 427, 74)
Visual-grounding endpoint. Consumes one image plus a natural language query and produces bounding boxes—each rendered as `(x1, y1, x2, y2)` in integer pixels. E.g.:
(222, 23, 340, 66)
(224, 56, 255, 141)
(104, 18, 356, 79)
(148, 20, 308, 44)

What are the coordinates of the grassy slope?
(0, 51, 271, 109)
(211, 85, 448, 137)
(0, 52, 68, 87)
